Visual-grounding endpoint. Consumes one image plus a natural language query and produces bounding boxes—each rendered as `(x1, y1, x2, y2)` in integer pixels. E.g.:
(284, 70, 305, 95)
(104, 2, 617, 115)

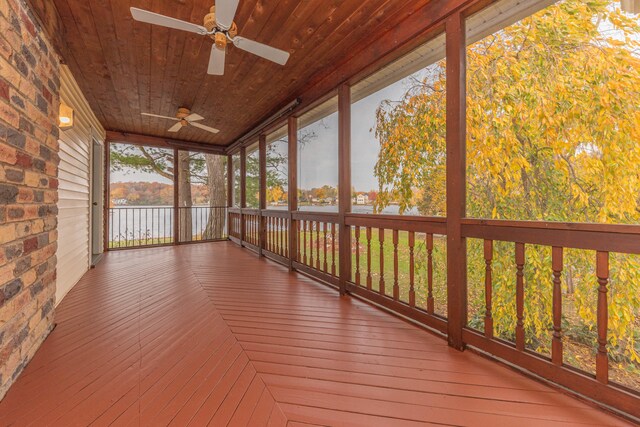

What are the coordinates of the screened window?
(350, 34, 447, 216)
(266, 126, 288, 210)
(297, 97, 339, 212)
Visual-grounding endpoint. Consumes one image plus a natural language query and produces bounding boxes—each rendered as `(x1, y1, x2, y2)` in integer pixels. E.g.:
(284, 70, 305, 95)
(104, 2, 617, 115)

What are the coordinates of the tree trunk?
(204, 154, 227, 239)
(178, 151, 193, 242)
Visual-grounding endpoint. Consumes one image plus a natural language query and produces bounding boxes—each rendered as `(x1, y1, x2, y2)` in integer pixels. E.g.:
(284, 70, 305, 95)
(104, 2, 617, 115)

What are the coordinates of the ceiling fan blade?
(168, 122, 183, 133)
(130, 7, 207, 35)
(141, 112, 179, 120)
(232, 36, 290, 65)
(215, 0, 240, 30)
(207, 45, 226, 75)
(190, 121, 220, 134)
(185, 113, 205, 122)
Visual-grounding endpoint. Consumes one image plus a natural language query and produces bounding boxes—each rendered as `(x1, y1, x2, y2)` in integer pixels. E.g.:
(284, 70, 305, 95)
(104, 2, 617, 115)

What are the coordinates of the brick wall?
(0, 0, 60, 399)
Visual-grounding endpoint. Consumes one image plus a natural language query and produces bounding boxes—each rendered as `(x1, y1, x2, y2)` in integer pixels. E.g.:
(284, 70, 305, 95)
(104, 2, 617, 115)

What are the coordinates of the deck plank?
(0, 242, 630, 426)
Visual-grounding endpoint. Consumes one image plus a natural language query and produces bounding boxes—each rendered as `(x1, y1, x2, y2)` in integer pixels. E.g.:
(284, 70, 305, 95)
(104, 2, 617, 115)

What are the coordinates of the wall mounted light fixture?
(59, 102, 74, 130)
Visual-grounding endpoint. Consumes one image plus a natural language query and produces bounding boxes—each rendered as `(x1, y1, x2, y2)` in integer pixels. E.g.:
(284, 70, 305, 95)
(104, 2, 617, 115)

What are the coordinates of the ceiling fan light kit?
(130, 0, 290, 76)
(141, 108, 220, 135)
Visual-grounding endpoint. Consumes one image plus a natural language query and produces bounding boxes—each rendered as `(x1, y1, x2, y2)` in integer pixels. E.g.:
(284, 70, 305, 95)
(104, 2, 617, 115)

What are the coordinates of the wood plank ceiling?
(31, 0, 433, 147)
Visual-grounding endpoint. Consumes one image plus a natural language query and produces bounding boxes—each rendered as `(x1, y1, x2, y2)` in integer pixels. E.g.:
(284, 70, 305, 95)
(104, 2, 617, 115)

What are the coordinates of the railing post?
(338, 84, 352, 295)
(445, 12, 467, 350)
(173, 148, 179, 245)
(227, 154, 233, 239)
(103, 140, 110, 252)
(259, 135, 267, 256)
(287, 117, 298, 271)
(240, 146, 247, 245)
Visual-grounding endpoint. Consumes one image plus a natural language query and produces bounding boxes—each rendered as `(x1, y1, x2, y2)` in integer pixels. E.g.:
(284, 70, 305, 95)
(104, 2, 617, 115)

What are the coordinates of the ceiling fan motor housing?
(204, 6, 237, 49)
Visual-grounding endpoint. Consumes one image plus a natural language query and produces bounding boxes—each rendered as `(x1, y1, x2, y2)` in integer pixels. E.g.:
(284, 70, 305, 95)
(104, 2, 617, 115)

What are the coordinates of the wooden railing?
(461, 219, 640, 416)
(242, 209, 260, 249)
(345, 214, 448, 334)
(226, 209, 640, 418)
(228, 209, 241, 240)
(292, 212, 339, 286)
(263, 210, 289, 262)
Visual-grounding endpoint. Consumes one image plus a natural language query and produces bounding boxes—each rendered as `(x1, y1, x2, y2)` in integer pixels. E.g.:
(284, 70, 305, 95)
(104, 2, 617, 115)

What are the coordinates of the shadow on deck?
(0, 242, 630, 426)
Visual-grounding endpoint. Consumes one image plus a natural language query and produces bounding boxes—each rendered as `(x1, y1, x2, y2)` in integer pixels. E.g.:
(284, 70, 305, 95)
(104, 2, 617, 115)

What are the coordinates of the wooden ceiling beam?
(105, 130, 226, 155)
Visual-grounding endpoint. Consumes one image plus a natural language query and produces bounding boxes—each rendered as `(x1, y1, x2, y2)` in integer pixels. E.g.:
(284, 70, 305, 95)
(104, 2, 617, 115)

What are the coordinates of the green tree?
(374, 0, 640, 368)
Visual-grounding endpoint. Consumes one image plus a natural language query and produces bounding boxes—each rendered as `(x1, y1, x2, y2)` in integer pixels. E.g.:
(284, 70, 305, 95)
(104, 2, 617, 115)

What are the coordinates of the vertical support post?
(445, 12, 467, 350)
(227, 154, 233, 208)
(227, 154, 233, 240)
(240, 146, 247, 245)
(288, 117, 298, 270)
(259, 135, 267, 256)
(103, 141, 110, 252)
(173, 148, 179, 245)
(596, 251, 609, 384)
(338, 84, 352, 295)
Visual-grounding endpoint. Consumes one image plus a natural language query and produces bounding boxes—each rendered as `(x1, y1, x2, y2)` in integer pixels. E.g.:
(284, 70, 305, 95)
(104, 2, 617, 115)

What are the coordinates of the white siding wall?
(56, 65, 105, 305)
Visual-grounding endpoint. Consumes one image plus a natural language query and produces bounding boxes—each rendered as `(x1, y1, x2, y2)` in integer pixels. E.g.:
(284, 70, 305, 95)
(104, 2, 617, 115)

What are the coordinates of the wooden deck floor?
(0, 242, 630, 426)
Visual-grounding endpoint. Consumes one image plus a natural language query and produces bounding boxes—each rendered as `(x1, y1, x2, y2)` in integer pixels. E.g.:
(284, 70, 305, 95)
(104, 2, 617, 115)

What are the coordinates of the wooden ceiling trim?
(106, 130, 226, 154)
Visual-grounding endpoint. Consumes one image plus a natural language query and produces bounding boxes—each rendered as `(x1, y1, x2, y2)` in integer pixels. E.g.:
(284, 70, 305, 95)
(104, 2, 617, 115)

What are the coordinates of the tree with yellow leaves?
(374, 0, 640, 379)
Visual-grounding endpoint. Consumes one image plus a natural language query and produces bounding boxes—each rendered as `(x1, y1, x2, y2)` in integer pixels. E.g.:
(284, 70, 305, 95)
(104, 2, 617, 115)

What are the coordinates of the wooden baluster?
(515, 242, 526, 351)
(269, 217, 273, 252)
(393, 229, 399, 300)
(484, 239, 494, 338)
(331, 223, 336, 276)
(323, 222, 328, 272)
(366, 227, 372, 289)
(315, 221, 321, 270)
(296, 220, 300, 262)
(552, 246, 563, 365)
(280, 217, 284, 255)
(379, 228, 385, 295)
(596, 251, 609, 384)
(355, 226, 361, 286)
(285, 218, 289, 258)
(427, 234, 434, 314)
(308, 220, 313, 266)
(303, 220, 308, 265)
(409, 231, 415, 307)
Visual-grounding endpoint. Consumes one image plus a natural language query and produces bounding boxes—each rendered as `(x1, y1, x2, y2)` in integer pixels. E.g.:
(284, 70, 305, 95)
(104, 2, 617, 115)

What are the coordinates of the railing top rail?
(346, 213, 447, 233)
(177, 206, 228, 209)
(462, 218, 640, 235)
(462, 219, 640, 254)
(261, 210, 289, 218)
(292, 211, 339, 222)
(240, 208, 261, 215)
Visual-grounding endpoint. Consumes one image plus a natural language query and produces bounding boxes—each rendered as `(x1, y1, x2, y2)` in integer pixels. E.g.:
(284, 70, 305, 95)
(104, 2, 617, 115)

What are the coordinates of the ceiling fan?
(142, 108, 220, 134)
(130, 0, 290, 75)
